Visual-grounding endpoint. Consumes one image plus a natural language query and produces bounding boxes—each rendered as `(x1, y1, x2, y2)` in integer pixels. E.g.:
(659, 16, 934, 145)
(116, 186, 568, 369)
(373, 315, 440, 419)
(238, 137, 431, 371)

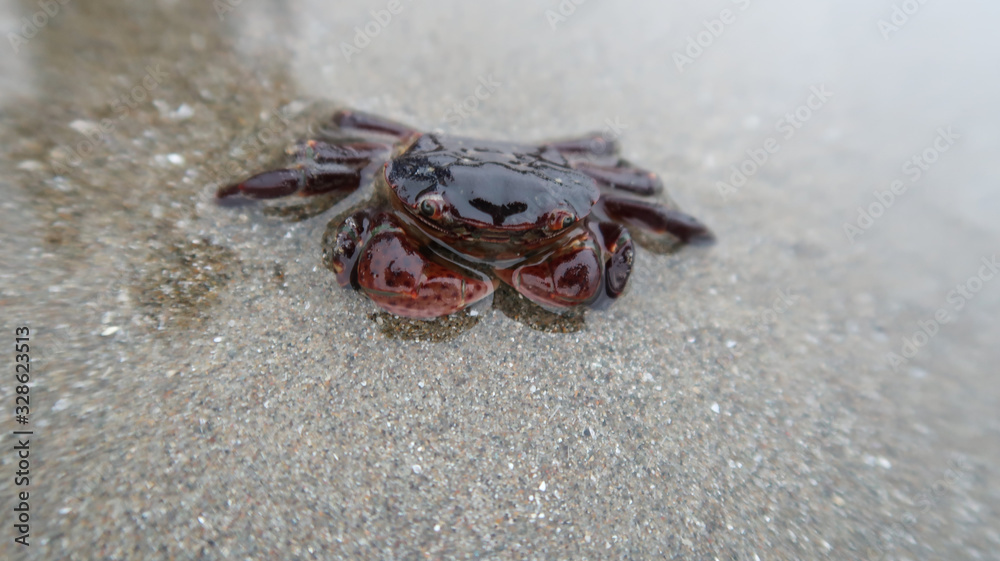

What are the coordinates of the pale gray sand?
(1, 1, 998, 559)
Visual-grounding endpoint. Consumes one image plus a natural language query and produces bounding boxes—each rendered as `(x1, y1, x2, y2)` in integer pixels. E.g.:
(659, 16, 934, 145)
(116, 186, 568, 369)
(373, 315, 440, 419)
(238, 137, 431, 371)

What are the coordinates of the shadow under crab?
(218, 109, 713, 325)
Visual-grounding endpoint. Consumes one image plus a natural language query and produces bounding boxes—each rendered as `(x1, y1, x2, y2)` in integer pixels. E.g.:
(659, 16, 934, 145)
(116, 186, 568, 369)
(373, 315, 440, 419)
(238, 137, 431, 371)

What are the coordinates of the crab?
(217, 110, 713, 319)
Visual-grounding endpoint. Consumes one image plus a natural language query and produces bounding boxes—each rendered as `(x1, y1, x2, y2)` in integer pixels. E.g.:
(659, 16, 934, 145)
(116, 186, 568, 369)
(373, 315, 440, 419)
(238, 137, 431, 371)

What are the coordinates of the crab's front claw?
(323, 209, 381, 288)
(356, 226, 495, 319)
(500, 229, 604, 311)
(593, 222, 635, 299)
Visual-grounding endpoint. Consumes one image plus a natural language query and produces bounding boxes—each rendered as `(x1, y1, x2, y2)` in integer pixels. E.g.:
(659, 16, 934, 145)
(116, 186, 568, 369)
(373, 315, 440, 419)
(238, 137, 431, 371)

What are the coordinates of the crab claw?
(500, 229, 603, 311)
(323, 210, 380, 289)
(357, 227, 495, 319)
(594, 222, 635, 299)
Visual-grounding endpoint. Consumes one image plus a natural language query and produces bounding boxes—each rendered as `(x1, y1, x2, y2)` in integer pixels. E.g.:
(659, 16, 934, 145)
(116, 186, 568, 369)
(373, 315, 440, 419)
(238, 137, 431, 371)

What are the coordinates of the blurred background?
(1, 0, 997, 559)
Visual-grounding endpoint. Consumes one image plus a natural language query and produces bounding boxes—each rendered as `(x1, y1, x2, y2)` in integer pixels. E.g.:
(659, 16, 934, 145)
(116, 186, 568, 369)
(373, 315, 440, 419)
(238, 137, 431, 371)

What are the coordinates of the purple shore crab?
(218, 110, 712, 319)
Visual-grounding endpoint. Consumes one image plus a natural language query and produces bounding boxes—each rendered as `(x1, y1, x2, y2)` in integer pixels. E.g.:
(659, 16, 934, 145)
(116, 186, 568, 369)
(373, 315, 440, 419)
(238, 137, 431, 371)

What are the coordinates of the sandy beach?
(1, 1, 998, 559)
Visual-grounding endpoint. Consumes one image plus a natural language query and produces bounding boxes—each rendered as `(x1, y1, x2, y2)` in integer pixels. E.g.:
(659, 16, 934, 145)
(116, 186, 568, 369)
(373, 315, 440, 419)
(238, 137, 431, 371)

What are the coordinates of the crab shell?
(384, 133, 601, 261)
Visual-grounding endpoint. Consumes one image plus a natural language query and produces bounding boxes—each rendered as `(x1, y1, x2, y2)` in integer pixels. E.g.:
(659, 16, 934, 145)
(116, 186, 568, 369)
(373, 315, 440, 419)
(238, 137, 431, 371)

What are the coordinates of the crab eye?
(547, 210, 576, 231)
(417, 195, 446, 220)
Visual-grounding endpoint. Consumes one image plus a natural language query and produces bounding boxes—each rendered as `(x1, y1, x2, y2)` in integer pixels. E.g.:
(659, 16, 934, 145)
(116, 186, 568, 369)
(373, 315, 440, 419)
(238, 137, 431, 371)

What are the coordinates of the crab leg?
(216, 164, 361, 199)
(216, 140, 390, 200)
(547, 131, 672, 196)
(544, 133, 620, 157)
(572, 161, 664, 196)
(332, 110, 417, 139)
(598, 195, 714, 245)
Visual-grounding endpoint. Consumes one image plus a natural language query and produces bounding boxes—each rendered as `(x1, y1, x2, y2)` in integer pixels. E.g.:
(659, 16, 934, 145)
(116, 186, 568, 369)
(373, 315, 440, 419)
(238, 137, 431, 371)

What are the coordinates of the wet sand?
(1, 1, 998, 559)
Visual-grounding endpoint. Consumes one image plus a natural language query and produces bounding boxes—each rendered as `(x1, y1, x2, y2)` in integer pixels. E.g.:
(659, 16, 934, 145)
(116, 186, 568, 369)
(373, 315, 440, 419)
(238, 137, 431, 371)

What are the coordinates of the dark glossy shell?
(386, 134, 600, 231)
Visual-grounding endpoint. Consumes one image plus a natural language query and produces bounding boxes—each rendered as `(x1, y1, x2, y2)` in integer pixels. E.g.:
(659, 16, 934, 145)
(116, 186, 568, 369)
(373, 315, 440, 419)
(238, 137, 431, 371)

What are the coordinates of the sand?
(1, 1, 998, 559)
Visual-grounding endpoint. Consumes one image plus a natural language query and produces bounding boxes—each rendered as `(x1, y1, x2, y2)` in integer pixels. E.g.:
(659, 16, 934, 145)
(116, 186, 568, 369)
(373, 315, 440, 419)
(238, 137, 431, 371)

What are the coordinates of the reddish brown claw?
(498, 229, 603, 311)
(357, 224, 495, 319)
(324, 209, 381, 288)
(294, 140, 390, 165)
(593, 222, 634, 299)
